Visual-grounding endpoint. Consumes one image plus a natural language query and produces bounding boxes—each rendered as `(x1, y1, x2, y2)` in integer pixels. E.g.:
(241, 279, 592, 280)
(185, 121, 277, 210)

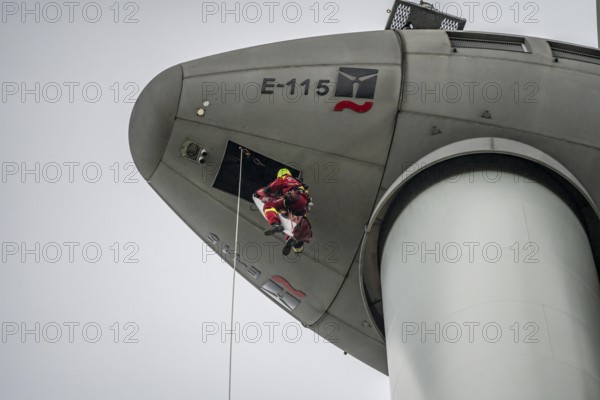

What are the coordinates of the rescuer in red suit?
(255, 168, 312, 255)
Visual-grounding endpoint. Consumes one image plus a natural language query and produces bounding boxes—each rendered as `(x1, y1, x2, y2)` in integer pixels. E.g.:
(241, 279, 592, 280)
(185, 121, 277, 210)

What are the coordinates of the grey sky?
(0, 0, 596, 399)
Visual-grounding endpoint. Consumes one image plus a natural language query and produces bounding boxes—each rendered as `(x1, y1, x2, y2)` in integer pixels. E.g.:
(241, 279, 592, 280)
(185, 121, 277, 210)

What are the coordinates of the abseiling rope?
(228, 147, 244, 400)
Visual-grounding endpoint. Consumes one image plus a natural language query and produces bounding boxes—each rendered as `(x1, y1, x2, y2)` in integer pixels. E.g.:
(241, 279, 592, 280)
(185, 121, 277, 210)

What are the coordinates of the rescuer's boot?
(282, 239, 293, 256)
(264, 223, 284, 236)
(292, 241, 304, 255)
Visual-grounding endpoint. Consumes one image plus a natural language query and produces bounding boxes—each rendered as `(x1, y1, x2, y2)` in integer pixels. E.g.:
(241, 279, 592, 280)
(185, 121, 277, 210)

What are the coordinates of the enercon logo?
(333, 67, 379, 113)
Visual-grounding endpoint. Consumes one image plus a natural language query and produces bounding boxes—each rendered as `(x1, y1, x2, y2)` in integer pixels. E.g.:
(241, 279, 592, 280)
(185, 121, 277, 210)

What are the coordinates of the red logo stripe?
(272, 275, 306, 299)
(334, 101, 374, 113)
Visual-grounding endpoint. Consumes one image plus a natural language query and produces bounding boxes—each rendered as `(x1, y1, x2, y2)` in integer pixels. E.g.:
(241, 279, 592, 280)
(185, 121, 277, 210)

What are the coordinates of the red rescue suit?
(256, 175, 310, 225)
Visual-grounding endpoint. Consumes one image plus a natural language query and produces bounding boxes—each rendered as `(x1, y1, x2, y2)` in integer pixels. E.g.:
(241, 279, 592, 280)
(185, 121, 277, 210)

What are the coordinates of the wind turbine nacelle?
(129, 30, 600, 374)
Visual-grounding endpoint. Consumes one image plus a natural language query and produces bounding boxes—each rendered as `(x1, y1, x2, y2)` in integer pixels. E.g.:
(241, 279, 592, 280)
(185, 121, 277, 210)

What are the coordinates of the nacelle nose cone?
(129, 65, 183, 180)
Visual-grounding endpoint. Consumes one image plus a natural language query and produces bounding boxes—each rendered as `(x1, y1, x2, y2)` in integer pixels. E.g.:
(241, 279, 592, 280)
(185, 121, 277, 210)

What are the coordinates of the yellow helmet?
(277, 168, 291, 178)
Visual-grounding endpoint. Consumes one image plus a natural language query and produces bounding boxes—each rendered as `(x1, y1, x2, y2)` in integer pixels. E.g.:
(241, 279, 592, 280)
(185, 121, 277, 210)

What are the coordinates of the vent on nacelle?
(447, 32, 528, 53)
(549, 41, 600, 65)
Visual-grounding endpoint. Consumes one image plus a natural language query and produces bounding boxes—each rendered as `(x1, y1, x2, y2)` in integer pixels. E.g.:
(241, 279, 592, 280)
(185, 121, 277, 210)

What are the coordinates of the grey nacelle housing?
(130, 30, 600, 375)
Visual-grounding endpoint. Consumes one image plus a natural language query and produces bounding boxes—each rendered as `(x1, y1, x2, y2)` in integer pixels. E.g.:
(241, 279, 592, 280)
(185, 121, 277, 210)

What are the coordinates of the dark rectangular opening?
(213, 141, 301, 202)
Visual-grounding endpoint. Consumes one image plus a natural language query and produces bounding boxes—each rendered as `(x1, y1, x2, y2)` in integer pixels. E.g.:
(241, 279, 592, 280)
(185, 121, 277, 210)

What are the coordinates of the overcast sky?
(0, 1, 597, 399)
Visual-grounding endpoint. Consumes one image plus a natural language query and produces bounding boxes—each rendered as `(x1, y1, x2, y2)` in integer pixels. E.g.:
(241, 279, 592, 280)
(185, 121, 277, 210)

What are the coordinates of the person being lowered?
(254, 168, 313, 256)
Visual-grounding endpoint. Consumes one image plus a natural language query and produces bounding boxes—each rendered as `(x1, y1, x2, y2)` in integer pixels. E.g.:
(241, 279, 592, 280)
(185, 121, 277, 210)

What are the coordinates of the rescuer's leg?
(292, 240, 304, 254)
(263, 198, 285, 236)
(282, 238, 303, 257)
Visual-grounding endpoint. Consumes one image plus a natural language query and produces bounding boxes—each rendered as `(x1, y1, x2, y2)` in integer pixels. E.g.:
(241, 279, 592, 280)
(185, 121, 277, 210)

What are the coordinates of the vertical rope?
(228, 147, 244, 400)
